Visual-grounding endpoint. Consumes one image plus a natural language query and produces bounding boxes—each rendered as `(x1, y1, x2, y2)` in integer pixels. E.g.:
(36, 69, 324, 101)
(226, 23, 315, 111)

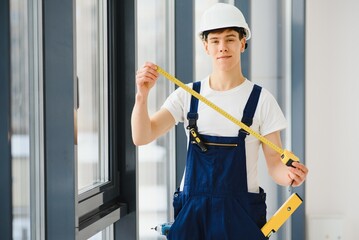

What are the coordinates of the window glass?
(10, 0, 31, 239)
(11, 0, 45, 239)
(76, 0, 109, 193)
(136, 1, 175, 239)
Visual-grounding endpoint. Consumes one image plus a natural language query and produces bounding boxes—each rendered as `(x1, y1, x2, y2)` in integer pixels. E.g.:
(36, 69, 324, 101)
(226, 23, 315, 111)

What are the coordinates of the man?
(132, 3, 308, 239)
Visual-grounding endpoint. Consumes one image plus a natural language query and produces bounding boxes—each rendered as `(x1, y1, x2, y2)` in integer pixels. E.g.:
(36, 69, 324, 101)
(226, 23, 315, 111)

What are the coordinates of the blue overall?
(168, 82, 268, 240)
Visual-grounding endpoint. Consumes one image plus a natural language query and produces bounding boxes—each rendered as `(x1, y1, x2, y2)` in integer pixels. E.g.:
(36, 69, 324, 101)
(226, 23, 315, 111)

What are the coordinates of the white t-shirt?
(162, 77, 287, 193)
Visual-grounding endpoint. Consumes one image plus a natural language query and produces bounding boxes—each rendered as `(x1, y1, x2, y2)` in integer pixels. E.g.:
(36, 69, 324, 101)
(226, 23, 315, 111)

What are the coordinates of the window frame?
(0, 0, 13, 238)
(43, 0, 77, 238)
(75, 0, 127, 239)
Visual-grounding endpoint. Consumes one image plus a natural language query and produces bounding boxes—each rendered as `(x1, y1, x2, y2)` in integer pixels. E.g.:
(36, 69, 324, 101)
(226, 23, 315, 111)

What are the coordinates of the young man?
(132, 3, 308, 239)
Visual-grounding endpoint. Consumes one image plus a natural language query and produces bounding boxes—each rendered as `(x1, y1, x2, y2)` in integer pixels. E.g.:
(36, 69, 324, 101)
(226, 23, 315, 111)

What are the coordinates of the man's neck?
(209, 68, 245, 91)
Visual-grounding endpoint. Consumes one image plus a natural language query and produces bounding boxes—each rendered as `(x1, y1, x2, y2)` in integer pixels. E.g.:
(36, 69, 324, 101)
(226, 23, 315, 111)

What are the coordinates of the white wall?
(306, 0, 359, 239)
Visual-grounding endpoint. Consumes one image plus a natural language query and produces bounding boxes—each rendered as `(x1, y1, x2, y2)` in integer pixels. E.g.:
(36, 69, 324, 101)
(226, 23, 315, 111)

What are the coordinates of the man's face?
(204, 29, 246, 70)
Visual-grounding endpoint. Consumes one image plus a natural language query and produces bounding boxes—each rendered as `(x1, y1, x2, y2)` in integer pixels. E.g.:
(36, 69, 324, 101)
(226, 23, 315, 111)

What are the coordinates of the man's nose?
(219, 42, 228, 52)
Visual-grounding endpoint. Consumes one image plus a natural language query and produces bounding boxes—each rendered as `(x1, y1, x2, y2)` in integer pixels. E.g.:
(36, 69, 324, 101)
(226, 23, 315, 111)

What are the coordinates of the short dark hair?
(200, 27, 247, 42)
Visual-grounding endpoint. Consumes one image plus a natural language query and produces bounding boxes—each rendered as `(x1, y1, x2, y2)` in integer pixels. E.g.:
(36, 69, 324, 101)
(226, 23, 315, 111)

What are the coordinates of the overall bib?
(168, 82, 268, 240)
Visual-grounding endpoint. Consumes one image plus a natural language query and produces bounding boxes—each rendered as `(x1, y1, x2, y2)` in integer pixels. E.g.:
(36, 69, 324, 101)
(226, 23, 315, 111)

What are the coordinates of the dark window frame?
(174, 0, 194, 187)
(0, 0, 13, 239)
(112, 0, 137, 238)
(43, 0, 77, 238)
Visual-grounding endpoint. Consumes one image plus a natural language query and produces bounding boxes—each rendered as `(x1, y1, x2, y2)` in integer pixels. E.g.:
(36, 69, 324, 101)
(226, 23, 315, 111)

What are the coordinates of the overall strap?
(187, 81, 201, 128)
(186, 81, 207, 152)
(239, 84, 262, 138)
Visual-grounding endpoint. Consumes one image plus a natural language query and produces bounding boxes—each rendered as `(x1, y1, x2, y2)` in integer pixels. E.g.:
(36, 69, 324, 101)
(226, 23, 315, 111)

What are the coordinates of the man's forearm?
(131, 93, 153, 145)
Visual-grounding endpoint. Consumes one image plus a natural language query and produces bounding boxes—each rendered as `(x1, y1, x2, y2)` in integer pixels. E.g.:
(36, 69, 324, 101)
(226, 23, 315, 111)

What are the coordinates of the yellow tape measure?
(156, 66, 299, 166)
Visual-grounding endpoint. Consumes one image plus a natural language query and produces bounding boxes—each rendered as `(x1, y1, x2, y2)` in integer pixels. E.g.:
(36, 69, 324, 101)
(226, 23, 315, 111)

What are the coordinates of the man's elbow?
(132, 136, 143, 146)
(132, 135, 151, 146)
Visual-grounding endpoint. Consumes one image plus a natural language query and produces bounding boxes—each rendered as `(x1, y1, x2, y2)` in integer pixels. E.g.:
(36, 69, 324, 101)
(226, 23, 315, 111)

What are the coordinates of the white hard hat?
(199, 3, 251, 40)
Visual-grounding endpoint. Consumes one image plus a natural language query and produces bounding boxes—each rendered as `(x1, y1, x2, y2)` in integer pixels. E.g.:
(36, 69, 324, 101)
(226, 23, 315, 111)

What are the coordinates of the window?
(10, 0, 44, 239)
(7, 0, 128, 239)
(76, 0, 124, 239)
(76, 0, 109, 193)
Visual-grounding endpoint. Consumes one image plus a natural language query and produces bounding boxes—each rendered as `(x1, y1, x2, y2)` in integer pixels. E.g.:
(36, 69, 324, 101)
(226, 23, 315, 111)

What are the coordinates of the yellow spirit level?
(261, 193, 303, 238)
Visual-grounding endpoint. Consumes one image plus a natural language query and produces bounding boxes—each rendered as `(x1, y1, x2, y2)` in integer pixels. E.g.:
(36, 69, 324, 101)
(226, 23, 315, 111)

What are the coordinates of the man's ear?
(203, 41, 209, 54)
(241, 38, 247, 52)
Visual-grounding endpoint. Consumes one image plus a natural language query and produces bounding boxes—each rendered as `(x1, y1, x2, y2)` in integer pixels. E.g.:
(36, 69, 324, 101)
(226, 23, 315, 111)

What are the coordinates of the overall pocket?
(219, 195, 268, 240)
(245, 188, 267, 228)
(172, 189, 183, 219)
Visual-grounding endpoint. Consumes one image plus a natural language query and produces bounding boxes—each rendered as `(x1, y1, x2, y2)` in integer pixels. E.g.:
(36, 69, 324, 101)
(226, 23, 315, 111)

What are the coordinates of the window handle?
(76, 76, 79, 109)
(74, 76, 79, 145)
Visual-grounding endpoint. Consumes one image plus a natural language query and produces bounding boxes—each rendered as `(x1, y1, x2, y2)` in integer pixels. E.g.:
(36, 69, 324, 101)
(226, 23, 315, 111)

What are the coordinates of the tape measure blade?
(157, 66, 284, 155)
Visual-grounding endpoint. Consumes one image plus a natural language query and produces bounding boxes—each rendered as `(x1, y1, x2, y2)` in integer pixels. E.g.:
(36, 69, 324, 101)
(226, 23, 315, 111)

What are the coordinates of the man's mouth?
(217, 55, 231, 60)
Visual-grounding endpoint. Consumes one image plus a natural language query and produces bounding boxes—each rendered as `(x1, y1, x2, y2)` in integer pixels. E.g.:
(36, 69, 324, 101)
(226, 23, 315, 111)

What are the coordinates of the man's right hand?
(136, 62, 159, 96)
